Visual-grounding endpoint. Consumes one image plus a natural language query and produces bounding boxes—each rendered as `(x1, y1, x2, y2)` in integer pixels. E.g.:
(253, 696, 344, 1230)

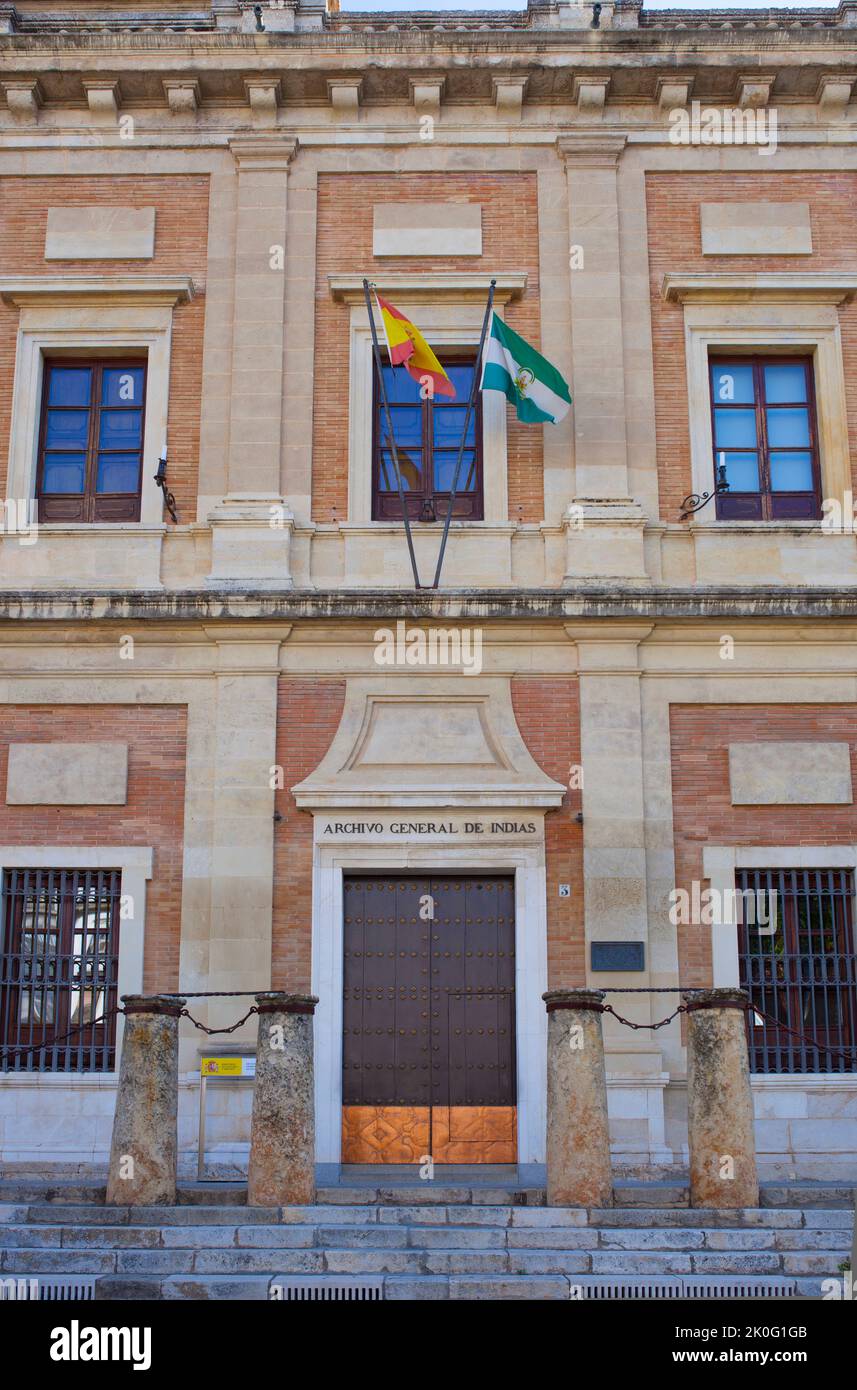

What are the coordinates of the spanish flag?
(374, 293, 456, 400)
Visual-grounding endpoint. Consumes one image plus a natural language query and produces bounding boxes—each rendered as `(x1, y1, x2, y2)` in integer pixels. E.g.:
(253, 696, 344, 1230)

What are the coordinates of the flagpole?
(431, 279, 496, 591)
(363, 278, 422, 590)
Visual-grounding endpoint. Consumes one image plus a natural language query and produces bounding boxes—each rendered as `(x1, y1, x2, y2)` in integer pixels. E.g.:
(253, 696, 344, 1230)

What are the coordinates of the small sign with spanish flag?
(374, 293, 456, 400)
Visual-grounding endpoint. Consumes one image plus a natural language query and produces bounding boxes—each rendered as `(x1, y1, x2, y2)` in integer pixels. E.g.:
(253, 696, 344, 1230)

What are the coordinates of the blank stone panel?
(728, 741, 852, 805)
(372, 203, 482, 257)
(6, 742, 129, 805)
(700, 202, 812, 256)
(44, 207, 156, 260)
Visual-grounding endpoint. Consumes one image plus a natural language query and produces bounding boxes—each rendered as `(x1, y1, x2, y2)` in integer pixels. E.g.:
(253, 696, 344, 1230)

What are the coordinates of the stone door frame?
(310, 823, 550, 1169)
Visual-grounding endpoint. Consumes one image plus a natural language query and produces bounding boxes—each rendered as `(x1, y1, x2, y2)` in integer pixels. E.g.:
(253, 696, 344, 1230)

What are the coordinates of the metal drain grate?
(270, 1275, 385, 1302)
(0, 1276, 96, 1300)
(682, 1277, 798, 1299)
(574, 1277, 797, 1301)
(576, 1278, 684, 1300)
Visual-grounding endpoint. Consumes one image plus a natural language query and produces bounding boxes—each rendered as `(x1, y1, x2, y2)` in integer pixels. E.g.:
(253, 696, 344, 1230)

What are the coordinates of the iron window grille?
(0, 868, 121, 1073)
(736, 867, 857, 1074)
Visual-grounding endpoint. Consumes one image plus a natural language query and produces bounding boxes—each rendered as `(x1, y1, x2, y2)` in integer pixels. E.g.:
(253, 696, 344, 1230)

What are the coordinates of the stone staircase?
(0, 1182, 852, 1301)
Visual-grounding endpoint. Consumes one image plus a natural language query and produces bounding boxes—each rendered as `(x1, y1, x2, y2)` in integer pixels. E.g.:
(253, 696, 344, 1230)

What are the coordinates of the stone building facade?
(0, 0, 856, 1182)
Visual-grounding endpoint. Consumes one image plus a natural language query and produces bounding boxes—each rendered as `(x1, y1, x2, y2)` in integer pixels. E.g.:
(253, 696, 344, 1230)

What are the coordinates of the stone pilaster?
(556, 133, 629, 500)
(543, 989, 613, 1207)
(106, 995, 185, 1206)
(684, 988, 760, 1209)
(201, 637, 282, 1041)
(208, 137, 298, 585)
(247, 992, 318, 1206)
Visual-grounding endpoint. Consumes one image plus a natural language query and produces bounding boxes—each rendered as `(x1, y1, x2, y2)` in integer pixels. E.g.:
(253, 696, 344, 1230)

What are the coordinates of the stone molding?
(328, 272, 526, 304)
(662, 273, 857, 306)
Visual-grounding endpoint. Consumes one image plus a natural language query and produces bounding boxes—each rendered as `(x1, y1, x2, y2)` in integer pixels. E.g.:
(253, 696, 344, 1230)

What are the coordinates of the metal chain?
(1, 1005, 125, 1068)
(158, 991, 263, 999)
(750, 1004, 857, 1069)
(602, 1002, 688, 1031)
(179, 1006, 259, 1036)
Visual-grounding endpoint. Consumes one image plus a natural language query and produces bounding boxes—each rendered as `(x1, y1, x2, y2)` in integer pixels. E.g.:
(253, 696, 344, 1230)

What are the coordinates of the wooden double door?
(342, 873, 517, 1164)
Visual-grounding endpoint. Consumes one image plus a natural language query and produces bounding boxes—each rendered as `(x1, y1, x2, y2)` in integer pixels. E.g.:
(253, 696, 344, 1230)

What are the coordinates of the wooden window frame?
(709, 355, 822, 522)
(37, 357, 148, 524)
(371, 355, 484, 523)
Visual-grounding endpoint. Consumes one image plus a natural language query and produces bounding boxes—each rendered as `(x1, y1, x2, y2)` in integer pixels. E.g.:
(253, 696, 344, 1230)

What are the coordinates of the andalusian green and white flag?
(480, 314, 571, 424)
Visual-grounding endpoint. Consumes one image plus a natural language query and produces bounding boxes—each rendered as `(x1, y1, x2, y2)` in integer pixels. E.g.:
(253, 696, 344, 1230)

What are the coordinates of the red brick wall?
(0, 705, 187, 990)
(312, 173, 542, 522)
(512, 678, 585, 986)
(272, 678, 347, 990)
(670, 703, 857, 986)
(646, 172, 857, 519)
(0, 176, 209, 521)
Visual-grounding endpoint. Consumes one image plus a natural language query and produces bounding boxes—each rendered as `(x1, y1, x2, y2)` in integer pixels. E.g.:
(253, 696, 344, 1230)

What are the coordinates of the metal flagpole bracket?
(363, 278, 423, 590)
(431, 278, 496, 590)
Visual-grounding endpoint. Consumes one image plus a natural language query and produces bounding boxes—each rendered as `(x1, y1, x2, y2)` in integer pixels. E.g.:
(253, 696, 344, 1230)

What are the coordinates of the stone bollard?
(106, 994, 185, 1206)
(684, 987, 759, 1209)
(543, 989, 613, 1207)
(247, 992, 318, 1206)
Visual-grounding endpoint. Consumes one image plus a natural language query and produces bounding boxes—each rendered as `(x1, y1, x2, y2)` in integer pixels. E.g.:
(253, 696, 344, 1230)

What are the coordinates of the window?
(737, 867, 857, 1074)
(0, 868, 121, 1072)
(372, 360, 483, 522)
(37, 359, 147, 523)
(709, 357, 821, 521)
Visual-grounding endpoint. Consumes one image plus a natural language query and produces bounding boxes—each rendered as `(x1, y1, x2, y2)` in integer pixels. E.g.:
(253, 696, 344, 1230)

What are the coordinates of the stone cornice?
(0, 274, 196, 307)
(4, 586, 857, 624)
(662, 273, 857, 306)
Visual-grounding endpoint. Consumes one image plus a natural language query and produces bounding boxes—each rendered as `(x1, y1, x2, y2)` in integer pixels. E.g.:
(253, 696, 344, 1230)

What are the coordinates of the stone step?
(0, 1221, 848, 1254)
(1, 1178, 852, 1209)
(5, 1251, 850, 1289)
(89, 1269, 837, 1302)
(2, 1201, 851, 1233)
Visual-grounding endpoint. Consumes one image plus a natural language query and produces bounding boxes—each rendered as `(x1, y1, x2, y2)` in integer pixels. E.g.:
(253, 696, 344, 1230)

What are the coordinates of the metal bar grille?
(0, 867, 121, 1073)
(737, 867, 857, 1074)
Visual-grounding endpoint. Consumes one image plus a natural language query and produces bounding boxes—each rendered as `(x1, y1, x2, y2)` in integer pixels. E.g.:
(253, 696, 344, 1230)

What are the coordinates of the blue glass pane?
(710, 364, 754, 405)
(764, 364, 807, 404)
(433, 406, 476, 448)
(770, 452, 814, 492)
(43, 453, 86, 493)
(434, 451, 476, 492)
(719, 452, 760, 492)
(96, 453, 140, 494)
(380, 450, 422, 492)
(382, 366, 421, 405)
(99, 410, 142, 449)
(380, 406, 421, 449)
(714, 408, 758, 449)
(45, 409, 89, 450)
(47, 368, 91, 408)
(445, 365, 474, 400)
(102, 367, 144, 407)
(766, 407, 810, 449)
